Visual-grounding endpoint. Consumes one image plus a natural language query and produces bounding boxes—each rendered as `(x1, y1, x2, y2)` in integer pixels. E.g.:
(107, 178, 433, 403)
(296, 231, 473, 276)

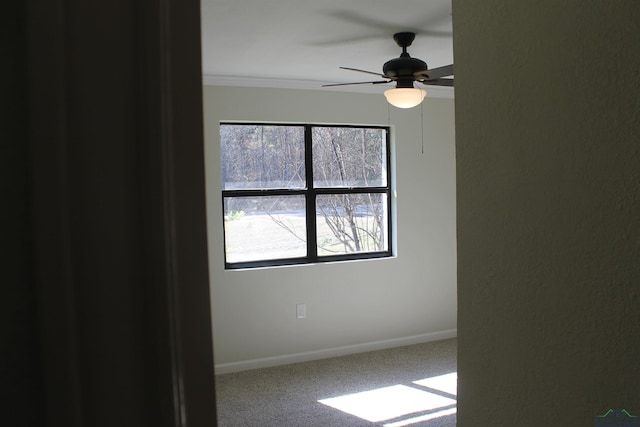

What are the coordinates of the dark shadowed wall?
(1, 2, 42, 424)
(454, 1, 640, 425)
(6, 0, 217, 425)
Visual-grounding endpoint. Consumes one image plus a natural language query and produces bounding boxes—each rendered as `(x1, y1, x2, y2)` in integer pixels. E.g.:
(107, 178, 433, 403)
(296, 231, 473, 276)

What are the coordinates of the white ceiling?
(201, 0, 454, 97)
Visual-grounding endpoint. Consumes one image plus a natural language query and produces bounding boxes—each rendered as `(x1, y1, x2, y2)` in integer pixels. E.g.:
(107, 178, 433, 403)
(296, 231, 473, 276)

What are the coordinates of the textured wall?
(454, 1, 640, 425)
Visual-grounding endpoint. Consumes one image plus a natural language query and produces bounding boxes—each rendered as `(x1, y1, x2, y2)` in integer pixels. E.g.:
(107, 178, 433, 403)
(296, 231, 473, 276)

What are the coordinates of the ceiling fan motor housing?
(383, 56, 427, 87)
(382, 32, 428, 88)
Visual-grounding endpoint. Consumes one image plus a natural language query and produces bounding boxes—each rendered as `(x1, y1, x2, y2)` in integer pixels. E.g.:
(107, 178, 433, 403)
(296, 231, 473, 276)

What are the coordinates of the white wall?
(203, 86, 457, 372)
(454, 1, 640, 425)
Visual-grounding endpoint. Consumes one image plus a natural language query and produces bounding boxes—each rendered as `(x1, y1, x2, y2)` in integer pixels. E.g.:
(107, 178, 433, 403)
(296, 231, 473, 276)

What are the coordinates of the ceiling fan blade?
(340, 67, 393, 79)
(322, 80, 392, 87)
(414, 64, 454, 80)
(421, 78, 454, 87)
(312, 29, 452, 46)
(324, 10, 453, 40)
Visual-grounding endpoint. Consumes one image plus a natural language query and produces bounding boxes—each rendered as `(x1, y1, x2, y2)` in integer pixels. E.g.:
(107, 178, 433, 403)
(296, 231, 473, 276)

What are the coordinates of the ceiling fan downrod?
(393, 32, 416, 56)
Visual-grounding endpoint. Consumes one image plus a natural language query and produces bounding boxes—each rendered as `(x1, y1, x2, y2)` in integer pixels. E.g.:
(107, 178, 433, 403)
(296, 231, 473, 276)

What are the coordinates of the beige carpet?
(215, 338, 457, 426)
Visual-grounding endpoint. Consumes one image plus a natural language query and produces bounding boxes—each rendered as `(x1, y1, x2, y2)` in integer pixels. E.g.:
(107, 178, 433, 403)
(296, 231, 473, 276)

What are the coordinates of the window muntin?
(221, 123, 392, 269)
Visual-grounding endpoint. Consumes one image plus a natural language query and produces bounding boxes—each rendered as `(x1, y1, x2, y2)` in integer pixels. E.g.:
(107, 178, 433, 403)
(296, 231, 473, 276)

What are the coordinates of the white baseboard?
(214, 329, 457, 374)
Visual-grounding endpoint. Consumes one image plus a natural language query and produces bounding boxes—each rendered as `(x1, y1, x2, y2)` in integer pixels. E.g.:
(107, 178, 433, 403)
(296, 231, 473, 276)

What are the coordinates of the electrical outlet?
(296, 303, 306, 319)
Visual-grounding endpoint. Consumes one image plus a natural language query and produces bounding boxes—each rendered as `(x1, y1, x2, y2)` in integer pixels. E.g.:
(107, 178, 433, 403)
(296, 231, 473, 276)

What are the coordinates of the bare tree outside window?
(221, 123, 391, 268)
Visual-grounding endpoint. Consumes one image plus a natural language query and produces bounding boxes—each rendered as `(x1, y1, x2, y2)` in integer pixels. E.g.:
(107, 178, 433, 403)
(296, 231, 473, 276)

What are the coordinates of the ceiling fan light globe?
(383, 88, 427, 108)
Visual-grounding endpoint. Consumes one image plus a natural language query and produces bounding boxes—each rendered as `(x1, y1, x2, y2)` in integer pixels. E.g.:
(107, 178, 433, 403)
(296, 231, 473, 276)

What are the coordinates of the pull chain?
(421, 100, 425, 154)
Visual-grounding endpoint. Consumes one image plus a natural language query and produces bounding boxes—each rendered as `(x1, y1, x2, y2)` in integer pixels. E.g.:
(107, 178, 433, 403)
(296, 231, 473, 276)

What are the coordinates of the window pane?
(221, 124, 305, 190)
(312, 127, 387, 188)
(316, 193, 388, 256)
(223, 196, 307, 263)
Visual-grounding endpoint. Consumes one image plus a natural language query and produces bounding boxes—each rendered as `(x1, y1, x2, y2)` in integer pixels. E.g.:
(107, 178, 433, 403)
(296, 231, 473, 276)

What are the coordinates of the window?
(220, 123, 392, 269)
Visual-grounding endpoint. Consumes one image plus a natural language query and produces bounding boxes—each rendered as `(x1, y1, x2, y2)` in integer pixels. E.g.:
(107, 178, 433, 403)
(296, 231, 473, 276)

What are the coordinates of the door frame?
(27, 0, 217, 425)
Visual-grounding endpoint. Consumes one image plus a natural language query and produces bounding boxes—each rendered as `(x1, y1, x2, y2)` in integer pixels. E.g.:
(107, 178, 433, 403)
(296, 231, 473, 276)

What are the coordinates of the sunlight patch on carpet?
(318, 384, 456, 423)
(413, 372, 457, 396)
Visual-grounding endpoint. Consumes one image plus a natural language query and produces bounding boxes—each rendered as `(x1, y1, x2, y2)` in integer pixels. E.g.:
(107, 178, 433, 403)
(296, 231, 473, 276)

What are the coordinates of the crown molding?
(202, 74, 455, 100)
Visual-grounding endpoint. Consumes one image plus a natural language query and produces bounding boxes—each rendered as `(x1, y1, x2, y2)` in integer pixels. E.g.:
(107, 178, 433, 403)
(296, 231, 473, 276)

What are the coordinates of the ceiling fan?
(323, 32, 454, 108)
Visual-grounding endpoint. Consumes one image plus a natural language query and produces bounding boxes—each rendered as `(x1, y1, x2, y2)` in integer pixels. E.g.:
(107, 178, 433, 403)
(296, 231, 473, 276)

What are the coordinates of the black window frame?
(221, 122, 393, 269)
